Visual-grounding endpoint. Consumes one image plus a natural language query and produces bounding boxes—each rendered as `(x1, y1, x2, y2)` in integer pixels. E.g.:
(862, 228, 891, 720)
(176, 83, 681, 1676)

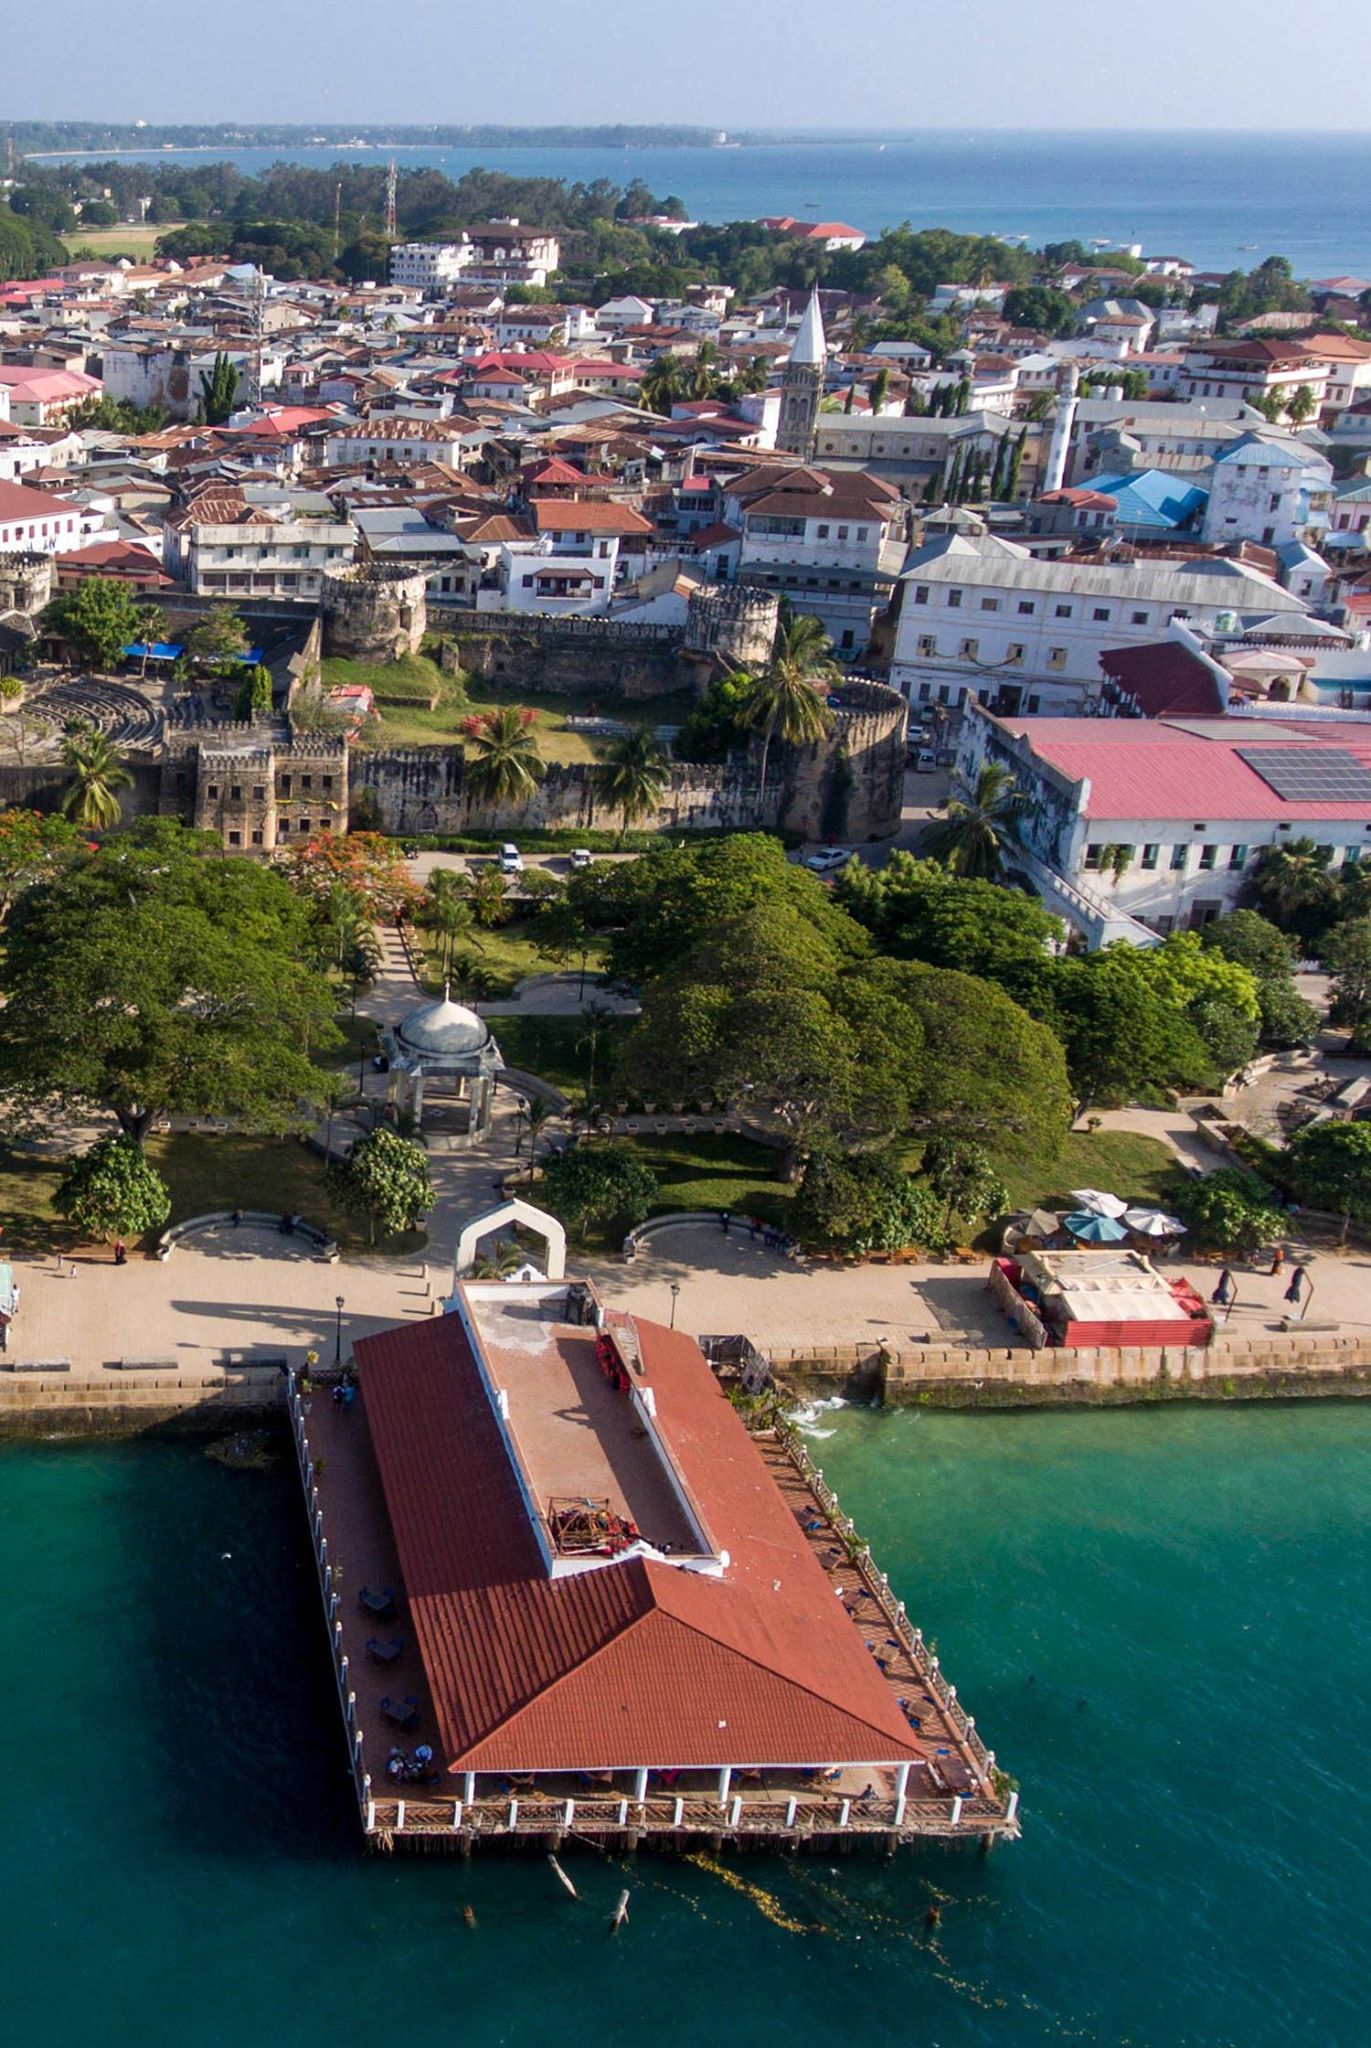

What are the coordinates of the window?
(913, 584, 930, 605)
(980, 596, 1001, 612)
(1170, 844, 1188, 870)
(1007, 643, 1025, 664)
(206, 784, 219, 800)
(1142, 843, 1159, 869)
(1018, 600, 1035, 615)
(227, 831, 241, 846)
(1229, 844, 1248, 869)
(301, 776, 312, 792)
(947, 589, 963, 608)
(251, 829, 263, 846)
(230, 785, 241, 802)
(1026, 694, 1041, 712)
(918, 682, 931, 702)
(253, 785, 265, 801)
(1054, 603, 1073, 618)
(816, 523, 830, 539)
(322, 776, 333, 793)
(959, 638, 979, 660)
(1047, 647, 1067, 669)
(1198, 845, 1217, 870)
(1084, 843, 1103, 869)
(917, 635, 937, 657)
(522, 574, 534, 588)
(1092, 607, 1111, 622)
(837, 526, 849, 541)
(1130, 610, 1148, 625)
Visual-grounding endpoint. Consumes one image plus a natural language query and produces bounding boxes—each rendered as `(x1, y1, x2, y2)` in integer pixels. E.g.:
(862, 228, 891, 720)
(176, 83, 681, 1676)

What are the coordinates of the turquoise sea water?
(3, 1405, 1369, 2047)
(41, 132, 1371, 276)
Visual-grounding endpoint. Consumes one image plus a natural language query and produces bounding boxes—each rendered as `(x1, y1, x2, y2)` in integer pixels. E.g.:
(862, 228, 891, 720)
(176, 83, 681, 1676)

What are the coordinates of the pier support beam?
(633, 1766, 648, 1804)
(716, 1765, 732, 1807)
(894, 1761, 910, 1827)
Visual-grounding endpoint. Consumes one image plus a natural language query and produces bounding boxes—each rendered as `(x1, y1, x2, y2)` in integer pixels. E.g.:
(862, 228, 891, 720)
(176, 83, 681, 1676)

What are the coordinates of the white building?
(0, 477, 109, 554)
(891, 529, 1313, 715)
(389, 244, 473, 293)
(720, 463, 907, 655)
(164, 489, 355, 598)
(478, 500, 653, 617)
(1200, 433, 1333, 550)
(956, 699, 1371, 944)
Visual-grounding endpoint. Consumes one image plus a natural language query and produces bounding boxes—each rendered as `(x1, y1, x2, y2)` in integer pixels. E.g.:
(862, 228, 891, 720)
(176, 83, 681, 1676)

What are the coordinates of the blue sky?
(5, 0, 1367, 129)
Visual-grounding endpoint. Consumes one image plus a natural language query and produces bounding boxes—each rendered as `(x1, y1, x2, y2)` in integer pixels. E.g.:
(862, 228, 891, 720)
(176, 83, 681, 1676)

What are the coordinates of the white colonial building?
(891, 530, 1315, 715)
(956, 699, 1371, 946)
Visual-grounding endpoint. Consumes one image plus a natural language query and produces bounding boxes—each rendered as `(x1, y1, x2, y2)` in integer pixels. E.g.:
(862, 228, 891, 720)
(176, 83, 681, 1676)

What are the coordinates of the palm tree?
(736, 612, 839, 819)
(415, 869, 476, 975)
(922, 762, 1023, 880)
(460, 705, 544, 815)
(1249, 837, 1336, 927)
(596, 726, 670, 842)
(641, 356, 685, 416)
(448, 949, 496, 1006)
(469, 1239, 526, 1279)
(133, 604, 167, 680)
(59, 722, 133, 829)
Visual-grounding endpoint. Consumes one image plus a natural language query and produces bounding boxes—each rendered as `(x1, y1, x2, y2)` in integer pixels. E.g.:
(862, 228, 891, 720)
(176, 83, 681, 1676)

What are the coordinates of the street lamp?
(669, 1282, 680, 1331)
(334, 1294, 346, 1368)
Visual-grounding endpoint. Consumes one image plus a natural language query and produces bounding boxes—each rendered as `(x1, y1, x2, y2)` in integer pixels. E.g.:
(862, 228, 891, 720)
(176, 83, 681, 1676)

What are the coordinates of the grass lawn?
(995, 1129, 1178, 1218)
(68, 222, 169, 257)
(547, 1131, 792, 1256)
(490, 1010, 627, 1096)
(334, 650, 697, 765)
(414, 916, 608, 1001)
(315, 1012, 383, 1072)
(0, 1132, 424, 1260)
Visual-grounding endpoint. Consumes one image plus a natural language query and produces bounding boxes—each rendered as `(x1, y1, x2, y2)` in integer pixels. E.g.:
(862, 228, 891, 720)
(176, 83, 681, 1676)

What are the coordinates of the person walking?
(1271, 1245, 1286, 1278)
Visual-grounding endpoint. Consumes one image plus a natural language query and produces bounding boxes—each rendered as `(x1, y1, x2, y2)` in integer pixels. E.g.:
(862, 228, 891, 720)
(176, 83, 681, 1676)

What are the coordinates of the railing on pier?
(364, 1788, 1012, 1842)
(770, 1417, 1006, 1804)
(288, 1373, 372, 1827)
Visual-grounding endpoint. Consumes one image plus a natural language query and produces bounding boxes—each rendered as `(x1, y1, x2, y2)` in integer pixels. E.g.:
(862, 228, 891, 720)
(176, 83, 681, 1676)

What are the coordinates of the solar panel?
(1237, 747, 1371, 803)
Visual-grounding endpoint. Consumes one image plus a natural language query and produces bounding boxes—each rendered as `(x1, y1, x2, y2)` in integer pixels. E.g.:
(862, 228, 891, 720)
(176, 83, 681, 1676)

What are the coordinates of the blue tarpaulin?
(123, 641, 185, 661)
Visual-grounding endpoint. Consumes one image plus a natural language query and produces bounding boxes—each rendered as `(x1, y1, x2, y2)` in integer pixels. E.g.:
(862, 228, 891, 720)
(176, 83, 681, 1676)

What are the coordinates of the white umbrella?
(1070, 1188, 1129, 1219)
(1123, 1208, 1187, 1237)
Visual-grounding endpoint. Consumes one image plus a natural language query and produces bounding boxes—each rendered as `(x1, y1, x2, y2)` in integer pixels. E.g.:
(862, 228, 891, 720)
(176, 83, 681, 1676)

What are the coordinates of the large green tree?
(0, 810, 79, 921)
(1323, 916, 1371, 1049)
(1166, 1167, 1284, 1257)
(1289, 1121, 1371, 1242)
(595, 726, 670, 839)
(0, 824, 338, 1143)
(539, 1143, 660, 1243)
(732, 612, 838, 818)
(197, 351, 241, 425)
(54, 1133, 171, 1243)
(881, 961, 1073, 1160)
(793, 1146, 947, 1255)
(44, 577, 143, 670)
(327, 1126, 433, 1243)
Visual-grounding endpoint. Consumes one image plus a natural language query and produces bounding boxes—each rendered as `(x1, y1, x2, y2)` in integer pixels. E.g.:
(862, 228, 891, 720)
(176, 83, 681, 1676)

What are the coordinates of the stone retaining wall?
(771, 1329, 1371, 1406)
(0, 1365, 285, 1435)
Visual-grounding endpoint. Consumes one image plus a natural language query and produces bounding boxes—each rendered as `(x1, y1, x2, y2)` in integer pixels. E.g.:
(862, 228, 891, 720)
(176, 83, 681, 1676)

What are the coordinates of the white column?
(633, 1766, 648, 1803)
(894, 1761, 910, 1826)
(717, 1765, 732, 1806)
(463, 1772, 476, 1805)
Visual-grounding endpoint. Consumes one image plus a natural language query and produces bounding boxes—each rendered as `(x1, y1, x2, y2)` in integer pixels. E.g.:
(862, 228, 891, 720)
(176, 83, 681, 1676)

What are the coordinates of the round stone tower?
(684, 583, 780, 674)
(321, 563, 428, 662)
(0, 551, 55, 625)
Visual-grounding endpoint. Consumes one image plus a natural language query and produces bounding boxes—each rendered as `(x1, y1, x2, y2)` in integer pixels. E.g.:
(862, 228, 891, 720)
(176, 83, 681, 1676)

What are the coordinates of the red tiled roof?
(355, 1311, 926, 1774)
(533, 500, 654, 536)
(1098, 641, 1227, 718)
(0, 477, 85, 523)
(1003, 717, 1371, 822)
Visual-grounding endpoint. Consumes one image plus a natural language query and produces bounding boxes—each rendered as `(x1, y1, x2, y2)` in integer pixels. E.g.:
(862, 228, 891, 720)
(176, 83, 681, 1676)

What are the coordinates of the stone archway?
(454, 1197, 567, 1282)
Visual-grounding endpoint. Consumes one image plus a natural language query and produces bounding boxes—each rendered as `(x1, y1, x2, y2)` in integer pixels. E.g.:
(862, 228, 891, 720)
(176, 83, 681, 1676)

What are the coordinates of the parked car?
(803, 847, 854, 873)
(568, 847, 593, 871)
(914, 749, 937, 771)
(499, 843, 524, 875)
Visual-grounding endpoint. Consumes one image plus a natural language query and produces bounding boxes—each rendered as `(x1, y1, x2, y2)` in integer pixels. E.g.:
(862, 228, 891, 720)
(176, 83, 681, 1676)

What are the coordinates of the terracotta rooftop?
(353, 1296, 928, 1776)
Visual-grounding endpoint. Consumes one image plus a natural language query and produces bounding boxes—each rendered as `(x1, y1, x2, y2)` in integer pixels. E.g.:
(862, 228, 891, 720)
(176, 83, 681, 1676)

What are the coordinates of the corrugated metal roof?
(355, 1312, 926, 1774)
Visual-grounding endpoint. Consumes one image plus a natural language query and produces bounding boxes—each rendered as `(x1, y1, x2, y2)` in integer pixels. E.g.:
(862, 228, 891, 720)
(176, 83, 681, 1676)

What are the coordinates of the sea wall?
(441, 615, 692, 700)
(772, 1329, 1371, 1407)
(0, 1364, 284, 1436)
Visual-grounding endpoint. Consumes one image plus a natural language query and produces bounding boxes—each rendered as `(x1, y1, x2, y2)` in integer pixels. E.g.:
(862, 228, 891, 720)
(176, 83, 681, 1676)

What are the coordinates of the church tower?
(777, 289, 826, 459)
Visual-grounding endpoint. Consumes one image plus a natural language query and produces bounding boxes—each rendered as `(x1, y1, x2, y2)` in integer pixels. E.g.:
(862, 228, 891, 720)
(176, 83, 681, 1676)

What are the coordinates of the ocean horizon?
(38, 129, 1371, 276)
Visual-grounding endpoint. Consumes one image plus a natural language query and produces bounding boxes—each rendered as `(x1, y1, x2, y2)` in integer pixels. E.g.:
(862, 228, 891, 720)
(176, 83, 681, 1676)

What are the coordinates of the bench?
(0, 1358, 71, 1375)
(108, 1358, 180, 1373)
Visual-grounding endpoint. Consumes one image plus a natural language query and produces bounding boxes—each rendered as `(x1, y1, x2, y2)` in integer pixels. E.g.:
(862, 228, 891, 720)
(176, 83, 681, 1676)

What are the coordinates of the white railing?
(366, 1788, 1007, 1841)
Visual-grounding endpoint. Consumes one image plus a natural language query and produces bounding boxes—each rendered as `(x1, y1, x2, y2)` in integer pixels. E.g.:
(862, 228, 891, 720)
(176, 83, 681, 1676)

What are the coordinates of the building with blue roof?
(1077, 467, 1207, 539)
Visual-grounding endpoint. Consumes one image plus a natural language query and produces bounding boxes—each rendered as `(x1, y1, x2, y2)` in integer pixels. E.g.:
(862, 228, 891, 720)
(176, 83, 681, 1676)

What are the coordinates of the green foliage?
(0, 202, 69, 281)
(595, 726, 670, 835)
(0, 809, 79, 918)
(54, 1133, 171, 1242)
(673, 672, 754, 763)
(538, 1142, 660, 1242)
(1288, 1120, 1371, 1236)
(326, 1125, 433, 1243)
(43, 576, 144, 669)
(1000, 284, 1078, 335)
(1247, 837, 1339, 948)
(187, 609, 249, 666)
(460, 704, 544, 810)
(1200, 909, 1296, 980)
(1051, 952, 1213, 1107)
(835, 852, 1060, 1009)
(0, 823, 338, 1143)
(197, 351, 240, 425)
(1166, 1167, 1283, 1256)
(59, 724, 133, 830)
(67, 394, 168, 434)
(922, 764, 1023, 879)
(1216, 255, 1310, 332)
(881, 961, 1073, 1160)
(1254, 976, 1321, 1051)
(1323, 915, 1371, 1048)
(793, 1147, 948, 1255)
(922, 1137, 1010, 1232)
(234, 664, 274, 719)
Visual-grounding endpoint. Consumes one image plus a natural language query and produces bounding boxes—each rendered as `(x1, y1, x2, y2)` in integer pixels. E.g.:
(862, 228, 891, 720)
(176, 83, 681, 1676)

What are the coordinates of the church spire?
(777, 289, 826, 459)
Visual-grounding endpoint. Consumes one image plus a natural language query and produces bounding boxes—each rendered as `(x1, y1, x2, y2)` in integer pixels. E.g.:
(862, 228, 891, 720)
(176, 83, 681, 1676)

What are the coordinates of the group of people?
(385, 1744, 435, 1785)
